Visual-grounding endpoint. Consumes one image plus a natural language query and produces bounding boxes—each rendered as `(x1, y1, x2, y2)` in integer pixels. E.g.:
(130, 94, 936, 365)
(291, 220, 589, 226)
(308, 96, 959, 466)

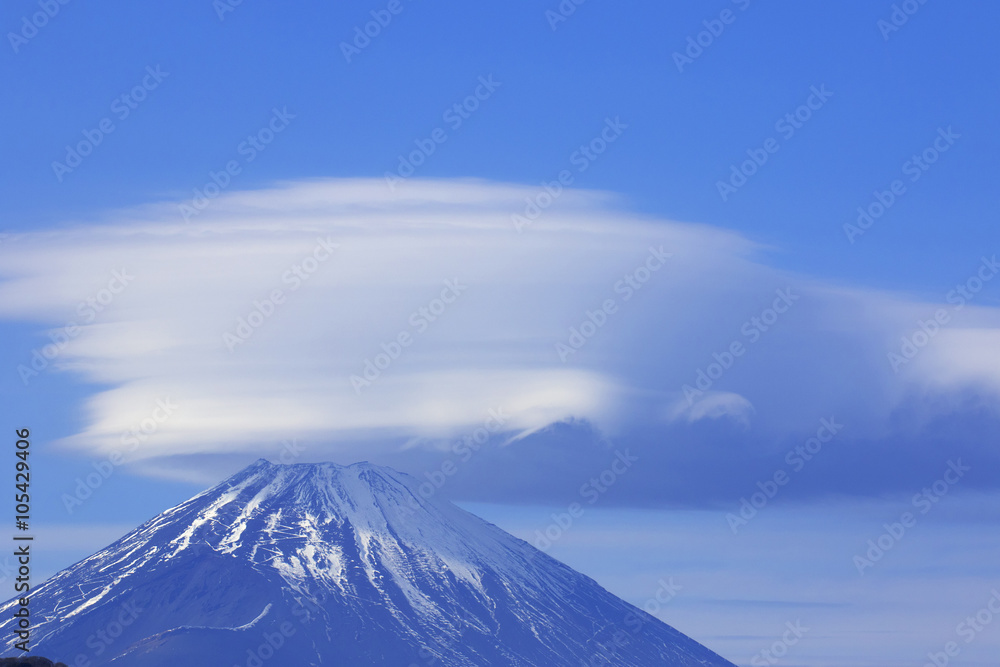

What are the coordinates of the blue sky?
(2, 1, 999, 665)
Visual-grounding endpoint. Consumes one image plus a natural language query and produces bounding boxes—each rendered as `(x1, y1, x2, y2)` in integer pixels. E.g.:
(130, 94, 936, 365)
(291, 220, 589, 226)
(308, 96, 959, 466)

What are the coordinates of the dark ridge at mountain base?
(0, 658, 68, 667)
(0, 460, 736, 666)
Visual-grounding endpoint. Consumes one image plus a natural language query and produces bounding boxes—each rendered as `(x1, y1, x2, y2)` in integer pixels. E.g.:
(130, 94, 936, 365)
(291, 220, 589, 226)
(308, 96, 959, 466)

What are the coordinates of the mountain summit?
(0, 460, 735, 666)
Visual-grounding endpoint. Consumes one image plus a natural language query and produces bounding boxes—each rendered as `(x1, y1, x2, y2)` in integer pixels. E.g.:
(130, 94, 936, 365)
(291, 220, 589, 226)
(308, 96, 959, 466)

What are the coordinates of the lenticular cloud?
(0, 178, 998, 486)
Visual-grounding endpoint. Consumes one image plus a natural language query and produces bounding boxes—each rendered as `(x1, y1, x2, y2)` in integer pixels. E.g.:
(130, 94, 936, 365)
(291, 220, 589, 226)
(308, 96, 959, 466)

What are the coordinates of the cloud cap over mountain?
(1, 178, 998, 505)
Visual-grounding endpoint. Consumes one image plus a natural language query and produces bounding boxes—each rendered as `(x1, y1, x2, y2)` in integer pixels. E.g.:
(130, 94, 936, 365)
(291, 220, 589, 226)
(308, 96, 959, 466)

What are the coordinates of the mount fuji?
(0, 460, 736, 666)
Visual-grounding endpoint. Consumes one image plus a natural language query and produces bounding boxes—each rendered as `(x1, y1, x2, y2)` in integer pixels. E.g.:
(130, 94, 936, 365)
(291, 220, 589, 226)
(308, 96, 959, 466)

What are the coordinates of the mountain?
(0, 460, 736, 666)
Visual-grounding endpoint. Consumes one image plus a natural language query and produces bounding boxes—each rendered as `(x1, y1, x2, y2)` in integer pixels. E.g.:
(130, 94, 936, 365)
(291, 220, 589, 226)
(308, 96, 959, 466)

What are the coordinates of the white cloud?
(908, 327, 1000, 394)
(3, 178, 1000, 479)
(664, 391, 755, 427)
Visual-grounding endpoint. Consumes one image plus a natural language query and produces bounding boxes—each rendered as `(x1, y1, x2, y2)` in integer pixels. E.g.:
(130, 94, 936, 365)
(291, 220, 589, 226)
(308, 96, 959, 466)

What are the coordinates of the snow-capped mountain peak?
(0, 460, 735, 666)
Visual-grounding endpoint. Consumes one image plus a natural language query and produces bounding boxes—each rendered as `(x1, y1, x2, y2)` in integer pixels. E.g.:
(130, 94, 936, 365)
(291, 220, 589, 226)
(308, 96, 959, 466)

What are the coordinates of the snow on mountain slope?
(0, 460, 736, 666)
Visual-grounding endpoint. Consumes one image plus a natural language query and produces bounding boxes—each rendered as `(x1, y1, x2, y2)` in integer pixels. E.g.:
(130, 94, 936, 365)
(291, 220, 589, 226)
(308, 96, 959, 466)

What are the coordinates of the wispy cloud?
(2, 178, 999, 500)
